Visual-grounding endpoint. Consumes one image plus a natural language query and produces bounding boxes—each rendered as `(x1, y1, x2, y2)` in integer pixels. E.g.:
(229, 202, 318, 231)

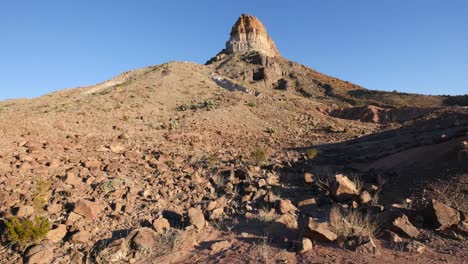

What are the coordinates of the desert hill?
(0, 14, 466, 264)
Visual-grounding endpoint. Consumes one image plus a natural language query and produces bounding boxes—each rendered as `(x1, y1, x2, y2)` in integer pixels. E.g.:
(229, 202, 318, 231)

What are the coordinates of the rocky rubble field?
(0, 13, 467, 264)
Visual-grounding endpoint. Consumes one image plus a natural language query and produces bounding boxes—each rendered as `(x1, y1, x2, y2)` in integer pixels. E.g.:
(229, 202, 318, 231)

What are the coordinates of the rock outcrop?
(208, 14, 280, 64)
(226, 14, 280, 57)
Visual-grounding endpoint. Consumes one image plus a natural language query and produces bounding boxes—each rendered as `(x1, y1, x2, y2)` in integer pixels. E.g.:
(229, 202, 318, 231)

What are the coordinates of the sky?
(1, 1, 467, 100)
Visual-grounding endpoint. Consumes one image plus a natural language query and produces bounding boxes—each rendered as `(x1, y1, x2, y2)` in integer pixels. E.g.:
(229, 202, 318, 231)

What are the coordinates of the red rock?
(73, 199, 101, 219)
(429, 199, 461, 230)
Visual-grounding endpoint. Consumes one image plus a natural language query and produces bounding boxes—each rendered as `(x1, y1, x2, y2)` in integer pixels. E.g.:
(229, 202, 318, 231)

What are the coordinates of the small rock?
(98, 238, 128, 262)
(153, 217, 170, 234)
(355, 238, 379, 255)
(209, 207, 224, 220)
(64, 172, 81, 186)
(306, 218, 337, 242)
(304, 172, 314, 184)
(110, 144, 126, 154)
(428, 199, 461, 230)
(131, 228, 158, 250)
(405, 240, 426, 254)
(73, 199, 101, 219)
(71, 230, 91, 244)
(26, 243, 54, 264)
(264, 213, 298, 242)
(392, 214, 420, 238)
(210, 240, 231, 252)
(16, 205, 35, 218)
(84, 160, 101, 170)
(330, 174, 359, 202)
(188, 208, 205, 229)
(299, 237, 313, 254)
(206, 201, 218, 211)
(46, 225, 67, 243)
(359, 191, 372, 204)
(277, 199, 297, 214)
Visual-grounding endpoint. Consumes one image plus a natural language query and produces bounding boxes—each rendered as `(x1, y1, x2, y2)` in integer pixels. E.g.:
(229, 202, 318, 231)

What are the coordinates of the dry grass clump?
(250, 147, 269, 165)
(251, 209, 279, 227)
(152, 229, 185, 257)
(32, 179, 50, 214)
(329, 206, 377, 238)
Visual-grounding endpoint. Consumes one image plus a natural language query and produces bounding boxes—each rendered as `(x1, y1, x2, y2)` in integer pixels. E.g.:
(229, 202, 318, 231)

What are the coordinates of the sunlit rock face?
(226, 14, 280, 57)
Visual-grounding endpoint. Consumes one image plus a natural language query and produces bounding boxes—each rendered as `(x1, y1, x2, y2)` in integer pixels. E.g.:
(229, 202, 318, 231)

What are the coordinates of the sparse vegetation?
(307, 148, 318, 160)
(32, 179, 50, 214)
(177, 104, 189, 111)
(329, 206, 377, 239)
(265, 127, 275, 136)
(151, 229, 185, 257)
(246, 101, 257, 107)
(251, 209, 279, 226)
(4, 216, 51, 249)
(250, 147, 269, 165)
(122, 115, 130, 122)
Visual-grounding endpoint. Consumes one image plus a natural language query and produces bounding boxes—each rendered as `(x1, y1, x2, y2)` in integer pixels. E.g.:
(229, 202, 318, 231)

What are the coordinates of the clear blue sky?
(1, 0, 467, 100)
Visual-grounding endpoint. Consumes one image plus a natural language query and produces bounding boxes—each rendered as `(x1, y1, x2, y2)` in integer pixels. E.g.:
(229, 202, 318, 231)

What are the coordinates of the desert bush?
(265, 127, 275, 136)
(152, 229, 185, 257)
(306, 148, 318, 160)
(329, 206, 377, 239)
(246, 101, 257, 107)
(5, 216, 51, 249)
(251, 209, 279, 227)
(250, 147, 269, 165)
(32, 179, 50, 214)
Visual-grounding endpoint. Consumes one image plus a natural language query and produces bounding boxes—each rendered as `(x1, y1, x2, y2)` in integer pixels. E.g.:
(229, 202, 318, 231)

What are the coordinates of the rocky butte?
(226, 14, 280, 57)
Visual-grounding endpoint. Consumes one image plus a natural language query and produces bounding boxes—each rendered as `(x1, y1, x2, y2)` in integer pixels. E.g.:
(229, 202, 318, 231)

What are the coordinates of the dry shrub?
(329, 205, 377, 238)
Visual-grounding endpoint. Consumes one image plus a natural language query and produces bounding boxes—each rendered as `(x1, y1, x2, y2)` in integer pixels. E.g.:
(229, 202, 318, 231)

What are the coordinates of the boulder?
(153, 217, 170, 234)
(188, 208, 205, 229)
(306, 218, 337, 242)
(330, 174, 359, 202)
(15, 205, 35, 218)
(299, 237, 313, 254)
(73, 199, 101, 219)
(277, 199, 297, 214)
(359, 191, 372, 204)
(210, 240, 231, 252)
(46, 224, 67, 243)
(264, 213, 298, 242)
(71, 230, 91, 244)
(26, 243, 54, 264)
(84, 160, 101, 170)
(303, 173, 314, 184)
(428, 199, 460, 230)
(392, 214, 420, 238)
(131, 228, 158, 250)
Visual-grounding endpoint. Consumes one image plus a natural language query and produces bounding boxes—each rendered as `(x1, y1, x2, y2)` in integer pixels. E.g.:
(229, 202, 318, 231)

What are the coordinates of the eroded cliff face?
(226, 14, 280, 57)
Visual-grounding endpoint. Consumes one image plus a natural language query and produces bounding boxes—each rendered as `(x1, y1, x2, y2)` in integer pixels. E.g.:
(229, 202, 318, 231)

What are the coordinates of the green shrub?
(5, 217, 51, 249)
(265, 127, 275, 136)
(307, 149, 318, 160)
(246, 101, 257, 107)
